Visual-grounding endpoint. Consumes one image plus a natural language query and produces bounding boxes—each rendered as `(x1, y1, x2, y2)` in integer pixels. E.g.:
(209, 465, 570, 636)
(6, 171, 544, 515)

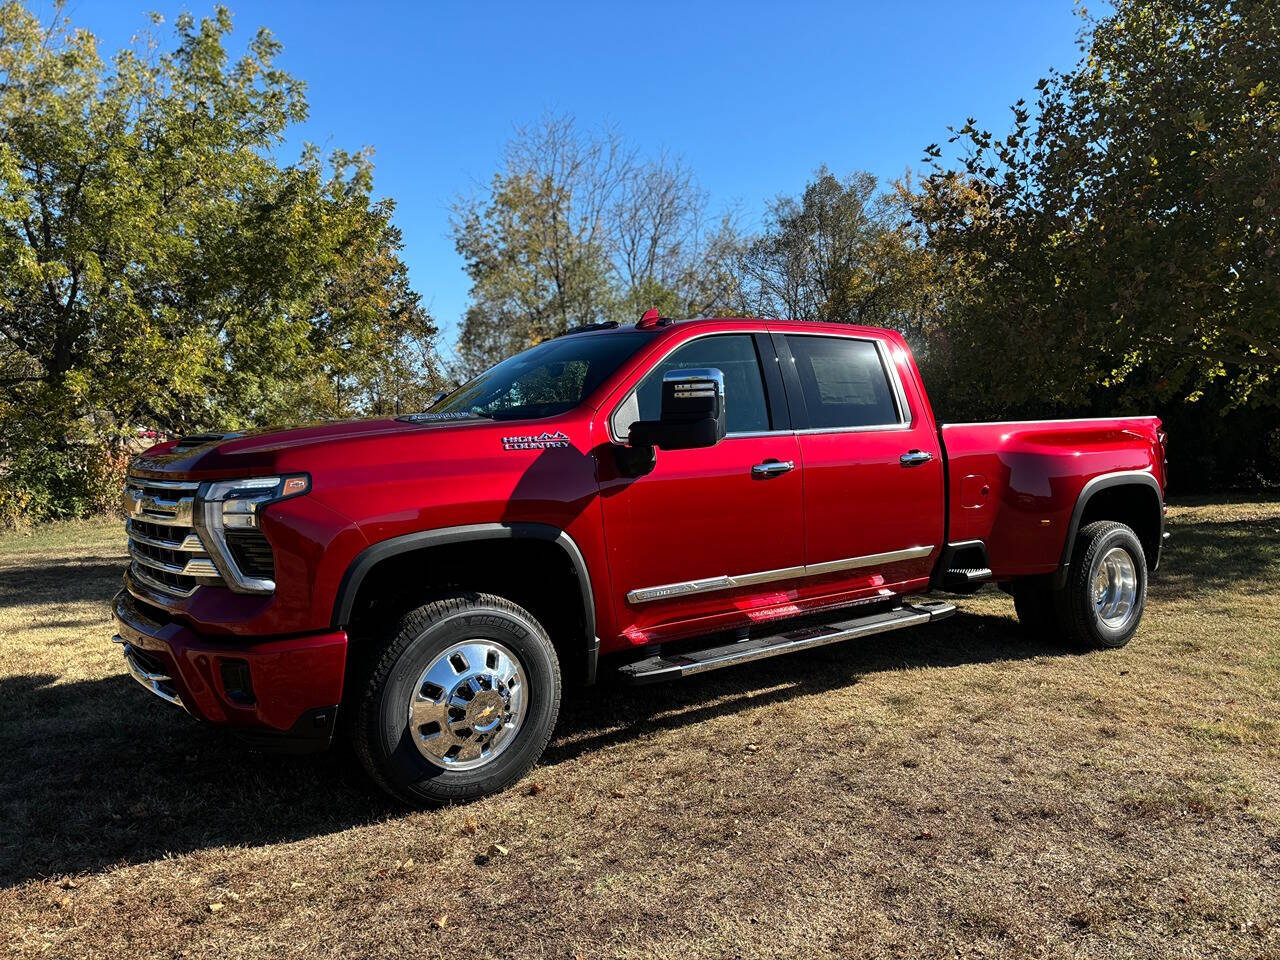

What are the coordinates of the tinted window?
(616, 334, 771, 437)
(785, 335, 901, 429)
(428, 332, 650, 421)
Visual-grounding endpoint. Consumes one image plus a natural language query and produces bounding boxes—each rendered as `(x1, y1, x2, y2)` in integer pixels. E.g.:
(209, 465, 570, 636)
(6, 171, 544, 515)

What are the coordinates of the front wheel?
(351, 592, 561, 805)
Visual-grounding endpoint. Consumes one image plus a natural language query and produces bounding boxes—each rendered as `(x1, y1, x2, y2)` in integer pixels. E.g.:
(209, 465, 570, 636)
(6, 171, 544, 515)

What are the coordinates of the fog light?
(219, 658, 255, 705)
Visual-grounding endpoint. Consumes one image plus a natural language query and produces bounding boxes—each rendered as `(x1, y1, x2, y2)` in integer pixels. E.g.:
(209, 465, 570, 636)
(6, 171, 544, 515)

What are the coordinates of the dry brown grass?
(1, 500, 1278, 959)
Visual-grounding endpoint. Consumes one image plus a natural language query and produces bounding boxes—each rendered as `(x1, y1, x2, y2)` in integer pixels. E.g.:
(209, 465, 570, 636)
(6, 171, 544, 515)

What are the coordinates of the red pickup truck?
(113, 316, 1167, 803)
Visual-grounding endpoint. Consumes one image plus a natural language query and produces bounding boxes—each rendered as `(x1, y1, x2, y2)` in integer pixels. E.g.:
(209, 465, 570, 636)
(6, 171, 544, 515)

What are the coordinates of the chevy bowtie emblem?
(501, 431, 571, 451)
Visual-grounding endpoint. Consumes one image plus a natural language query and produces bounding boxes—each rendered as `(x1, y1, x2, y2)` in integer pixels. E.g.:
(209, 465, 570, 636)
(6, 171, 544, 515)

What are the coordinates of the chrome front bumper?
(112, 635, 185, 709)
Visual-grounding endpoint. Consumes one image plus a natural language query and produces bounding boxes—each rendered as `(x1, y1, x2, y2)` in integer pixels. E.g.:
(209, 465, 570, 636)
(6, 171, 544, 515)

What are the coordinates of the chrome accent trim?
(113, 635, 184, 708)
(779, 332, 913, 430)
(128, 563, 197, 597)
(125, 477, 202, 491)
(123, 566, 193, 605)
(625, 545, 935, 604)
(193, 497, 277, 594)
(123, 491, 195, 526)
(607, 329, 916, 443)
(803, 545, 935, 579)
(751, 459, 795, 477)
(125, 519, 203, 552)
(128, 543, 220, 578)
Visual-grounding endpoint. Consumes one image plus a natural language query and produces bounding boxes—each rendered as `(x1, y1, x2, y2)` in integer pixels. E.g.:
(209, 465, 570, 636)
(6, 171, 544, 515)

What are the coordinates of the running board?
(618, 600, 956, 684)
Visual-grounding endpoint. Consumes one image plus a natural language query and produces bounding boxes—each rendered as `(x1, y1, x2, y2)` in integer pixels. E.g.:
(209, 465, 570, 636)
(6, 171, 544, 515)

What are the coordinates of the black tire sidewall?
(375, 601, 559, 802)
(1067, 524, 1147, 648)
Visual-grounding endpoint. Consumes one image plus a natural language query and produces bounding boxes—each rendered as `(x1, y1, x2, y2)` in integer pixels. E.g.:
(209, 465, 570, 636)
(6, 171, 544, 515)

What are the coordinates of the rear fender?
(1053, 471, 1164, 588)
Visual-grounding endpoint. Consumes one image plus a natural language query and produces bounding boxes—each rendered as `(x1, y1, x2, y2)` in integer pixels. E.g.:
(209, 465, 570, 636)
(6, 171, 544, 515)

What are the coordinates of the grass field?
(1, 500, 1278, 959)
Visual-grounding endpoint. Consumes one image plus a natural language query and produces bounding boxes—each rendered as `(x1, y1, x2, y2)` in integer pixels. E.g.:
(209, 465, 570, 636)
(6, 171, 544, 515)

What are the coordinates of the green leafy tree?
(915, 0, 1279, 414)
(0, 2, 438, 520)
(742, 167, 940, 338)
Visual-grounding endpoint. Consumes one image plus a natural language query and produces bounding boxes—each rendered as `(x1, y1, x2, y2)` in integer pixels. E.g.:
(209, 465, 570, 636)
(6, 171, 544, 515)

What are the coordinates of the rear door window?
(784, 335, 903, 429)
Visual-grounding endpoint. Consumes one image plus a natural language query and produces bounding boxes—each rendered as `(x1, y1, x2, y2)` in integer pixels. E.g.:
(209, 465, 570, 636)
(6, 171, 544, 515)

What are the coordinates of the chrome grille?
(123, 475, 224, 598)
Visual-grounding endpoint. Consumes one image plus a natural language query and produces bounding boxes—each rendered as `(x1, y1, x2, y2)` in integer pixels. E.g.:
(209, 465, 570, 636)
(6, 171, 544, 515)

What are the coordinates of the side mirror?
(628, 368, 727, 451)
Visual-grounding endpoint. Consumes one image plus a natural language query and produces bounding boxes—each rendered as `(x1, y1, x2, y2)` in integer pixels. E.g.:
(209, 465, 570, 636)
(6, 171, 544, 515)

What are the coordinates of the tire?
(351, 592, 561, 805)
(1055, 520, 1147, 649)
(1012, 580, 1063, 641)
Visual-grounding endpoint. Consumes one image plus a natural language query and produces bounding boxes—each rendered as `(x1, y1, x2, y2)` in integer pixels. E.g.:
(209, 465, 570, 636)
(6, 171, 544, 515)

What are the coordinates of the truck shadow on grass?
(0, 609, 1068, 888)
(1, 509, 1261, 888)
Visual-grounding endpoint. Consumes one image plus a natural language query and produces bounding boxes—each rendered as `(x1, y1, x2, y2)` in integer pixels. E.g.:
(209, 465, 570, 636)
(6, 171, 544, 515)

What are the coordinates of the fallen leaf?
(487, 843, 509, 857)
(462, 816, 478, 835)
(432, 913, 448, 930)
(527, 782, 544, 796)
(610, 789, 625, 798)
(402, 858, 415, 870)
(208, 903, 224, 913)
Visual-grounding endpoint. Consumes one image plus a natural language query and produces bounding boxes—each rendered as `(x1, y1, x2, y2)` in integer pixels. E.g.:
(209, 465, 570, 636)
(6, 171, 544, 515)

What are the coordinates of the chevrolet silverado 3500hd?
(113, 315, 1167, 803)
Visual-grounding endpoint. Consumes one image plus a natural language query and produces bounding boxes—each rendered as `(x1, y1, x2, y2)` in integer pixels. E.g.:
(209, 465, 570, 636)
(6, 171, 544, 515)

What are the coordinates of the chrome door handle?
(899, 450, 933, 467)
(751, 459, 795, 478)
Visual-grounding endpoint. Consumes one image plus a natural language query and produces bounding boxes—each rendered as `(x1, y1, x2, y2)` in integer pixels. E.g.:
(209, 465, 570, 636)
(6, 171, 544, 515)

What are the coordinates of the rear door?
(598, 331, 803, 644)
(775, 331, 944, 599)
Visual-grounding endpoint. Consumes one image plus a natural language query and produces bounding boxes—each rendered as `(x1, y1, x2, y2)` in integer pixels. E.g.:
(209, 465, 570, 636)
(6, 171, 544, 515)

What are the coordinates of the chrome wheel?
(1091, 546, 1138, 630)
(409, 639, 528, 771)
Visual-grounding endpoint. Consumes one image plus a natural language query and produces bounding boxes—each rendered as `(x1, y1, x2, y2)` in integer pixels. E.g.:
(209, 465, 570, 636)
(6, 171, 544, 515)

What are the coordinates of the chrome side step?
(942, 566, 993, 591)
(618, 599, 956, 684)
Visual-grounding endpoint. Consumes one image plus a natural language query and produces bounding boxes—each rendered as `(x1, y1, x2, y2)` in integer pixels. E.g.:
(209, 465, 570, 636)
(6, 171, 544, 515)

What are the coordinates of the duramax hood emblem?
(501, 431, 571, 451)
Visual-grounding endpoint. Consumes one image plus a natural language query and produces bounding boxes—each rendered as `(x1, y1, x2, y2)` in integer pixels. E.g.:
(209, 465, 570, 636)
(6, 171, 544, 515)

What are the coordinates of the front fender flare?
(331, 522, 599, 680)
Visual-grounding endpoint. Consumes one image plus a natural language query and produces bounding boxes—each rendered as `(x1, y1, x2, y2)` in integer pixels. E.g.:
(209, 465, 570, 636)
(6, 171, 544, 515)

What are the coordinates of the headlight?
(194, 475, 309, 594)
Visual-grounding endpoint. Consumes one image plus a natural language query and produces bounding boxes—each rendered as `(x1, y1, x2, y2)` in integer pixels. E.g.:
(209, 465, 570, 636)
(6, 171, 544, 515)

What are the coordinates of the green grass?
(1, 501, 1278, 959)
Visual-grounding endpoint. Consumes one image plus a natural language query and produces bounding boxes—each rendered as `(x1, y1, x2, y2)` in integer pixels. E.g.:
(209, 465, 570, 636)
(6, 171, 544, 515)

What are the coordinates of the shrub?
(0, 444, 129, 530)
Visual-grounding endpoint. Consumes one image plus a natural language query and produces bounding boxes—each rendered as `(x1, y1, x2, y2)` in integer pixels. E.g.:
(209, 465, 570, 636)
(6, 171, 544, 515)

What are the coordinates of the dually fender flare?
(1052, 470, 1164, 589)
(331, 522, 600, 682)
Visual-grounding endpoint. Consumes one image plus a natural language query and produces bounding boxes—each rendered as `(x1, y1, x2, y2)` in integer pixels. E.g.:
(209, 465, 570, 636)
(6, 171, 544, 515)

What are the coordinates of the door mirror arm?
(614, 442, 656, 479)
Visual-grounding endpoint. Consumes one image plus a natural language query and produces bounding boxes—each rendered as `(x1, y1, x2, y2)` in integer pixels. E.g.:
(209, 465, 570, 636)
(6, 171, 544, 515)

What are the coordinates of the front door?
(776, 332, 945, 601)
(598, 332, 803, 645)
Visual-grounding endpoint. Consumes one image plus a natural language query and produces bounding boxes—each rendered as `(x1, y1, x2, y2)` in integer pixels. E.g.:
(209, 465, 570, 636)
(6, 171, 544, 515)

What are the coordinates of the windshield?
(422, 332, 652, 421)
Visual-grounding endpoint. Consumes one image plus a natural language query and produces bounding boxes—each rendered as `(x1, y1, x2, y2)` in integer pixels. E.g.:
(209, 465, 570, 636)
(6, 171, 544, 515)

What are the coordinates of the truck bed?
(939, 417, 1166, 579)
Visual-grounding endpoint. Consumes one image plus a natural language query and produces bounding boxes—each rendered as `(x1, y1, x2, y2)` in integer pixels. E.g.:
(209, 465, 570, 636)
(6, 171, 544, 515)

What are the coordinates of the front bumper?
(112, 590, 348, 751)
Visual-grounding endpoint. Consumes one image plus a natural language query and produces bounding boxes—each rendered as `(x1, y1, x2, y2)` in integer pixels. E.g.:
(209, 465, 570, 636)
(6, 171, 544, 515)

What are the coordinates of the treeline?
(1, 0, 1276, 526)
(451, 0, 1278, 492)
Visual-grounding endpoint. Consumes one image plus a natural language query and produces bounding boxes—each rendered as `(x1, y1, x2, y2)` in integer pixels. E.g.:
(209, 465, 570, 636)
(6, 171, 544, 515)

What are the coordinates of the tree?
(740, 167, 940, 341)
(915, 0, 1279, 414)
(0, 2, 439, 520)
(451, 117, 745, 375)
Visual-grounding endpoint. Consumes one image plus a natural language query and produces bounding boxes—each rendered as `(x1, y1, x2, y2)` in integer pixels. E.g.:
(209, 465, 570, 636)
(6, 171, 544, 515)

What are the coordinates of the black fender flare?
(331, 522, 599, 682)
(1052, 470, 1164, 589)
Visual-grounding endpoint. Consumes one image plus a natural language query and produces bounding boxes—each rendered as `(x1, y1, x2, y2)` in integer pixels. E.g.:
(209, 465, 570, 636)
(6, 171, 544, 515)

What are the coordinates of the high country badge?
(501, 431, 571, 451)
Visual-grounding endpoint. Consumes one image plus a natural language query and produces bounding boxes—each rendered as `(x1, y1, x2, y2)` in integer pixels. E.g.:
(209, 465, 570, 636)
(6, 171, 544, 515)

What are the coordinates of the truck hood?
(130, 414, 503, 478)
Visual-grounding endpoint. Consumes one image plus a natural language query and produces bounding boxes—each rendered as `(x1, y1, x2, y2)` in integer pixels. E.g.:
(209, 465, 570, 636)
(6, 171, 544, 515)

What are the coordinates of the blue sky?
(56, 1, 1084, 349)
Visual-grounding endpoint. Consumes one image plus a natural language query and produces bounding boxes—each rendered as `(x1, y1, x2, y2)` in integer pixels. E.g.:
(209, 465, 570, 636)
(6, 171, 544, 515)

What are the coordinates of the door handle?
(899, 450, 933, 467)
(751, 459, 795, 478)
